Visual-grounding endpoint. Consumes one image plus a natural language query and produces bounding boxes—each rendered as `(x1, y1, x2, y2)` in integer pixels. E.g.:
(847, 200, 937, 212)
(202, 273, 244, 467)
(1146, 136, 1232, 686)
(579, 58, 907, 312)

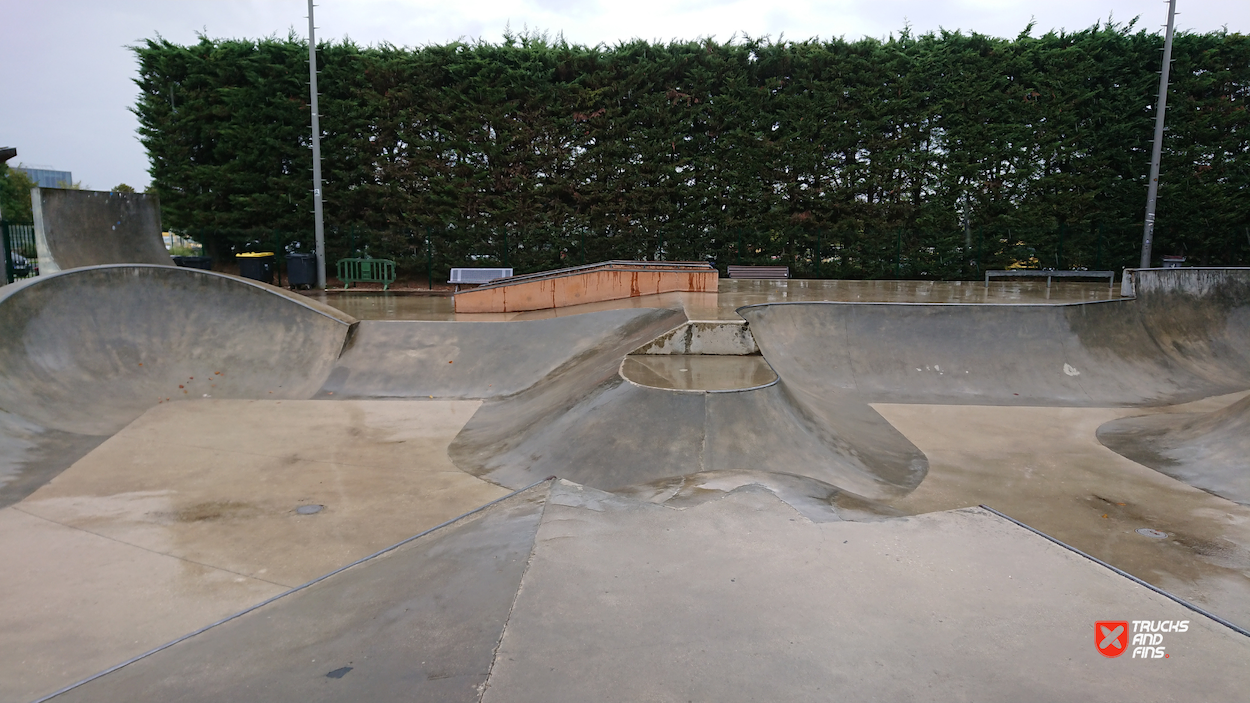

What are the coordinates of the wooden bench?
(337, 258, 396, 290)
(985, 269, 1114, 290)
(450, 267, 512, 291)
(727, 265, 790, 279)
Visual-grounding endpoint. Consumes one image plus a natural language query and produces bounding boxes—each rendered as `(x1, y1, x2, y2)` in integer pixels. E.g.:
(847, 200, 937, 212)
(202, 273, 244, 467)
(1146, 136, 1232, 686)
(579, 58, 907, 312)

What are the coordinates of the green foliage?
(132, 25, 1250, 275)
(112, 183, 137, 193)
(0, 164, 35, 222)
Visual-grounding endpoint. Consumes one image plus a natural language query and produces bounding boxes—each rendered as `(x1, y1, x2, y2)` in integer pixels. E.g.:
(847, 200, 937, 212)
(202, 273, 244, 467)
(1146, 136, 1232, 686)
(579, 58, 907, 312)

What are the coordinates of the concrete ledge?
(453, 261, 717, 313)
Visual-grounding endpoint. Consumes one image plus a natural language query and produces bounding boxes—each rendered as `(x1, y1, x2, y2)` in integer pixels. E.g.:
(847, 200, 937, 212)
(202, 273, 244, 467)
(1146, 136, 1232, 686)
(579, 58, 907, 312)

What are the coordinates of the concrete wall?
(631, 320, 759, 355)
(32, 188, 173, 272)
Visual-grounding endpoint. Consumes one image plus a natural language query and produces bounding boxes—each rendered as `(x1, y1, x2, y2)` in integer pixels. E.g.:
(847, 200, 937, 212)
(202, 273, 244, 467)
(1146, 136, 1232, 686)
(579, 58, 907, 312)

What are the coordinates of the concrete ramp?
(32, 189, 173, 272)
(738, 269, 1250, 407)
(450, 350, 926, 501)
(321, 308, 685, 399)
(0, 265, 355, 506)
(1098, 394, 1250, 505)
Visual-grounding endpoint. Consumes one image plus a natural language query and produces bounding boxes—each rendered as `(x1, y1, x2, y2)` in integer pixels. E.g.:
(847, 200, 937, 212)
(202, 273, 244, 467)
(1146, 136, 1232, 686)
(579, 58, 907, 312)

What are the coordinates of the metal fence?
(1, 220, 39, 284)
(180, 221, 1201, 286)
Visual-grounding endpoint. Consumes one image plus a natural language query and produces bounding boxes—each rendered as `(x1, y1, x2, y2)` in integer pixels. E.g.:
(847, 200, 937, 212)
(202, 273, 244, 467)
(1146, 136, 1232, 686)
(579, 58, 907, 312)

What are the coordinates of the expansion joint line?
(980, 504, 1250, 639)
(478, 477, 557, 703)
(29, 477, 553, 703)
(11, 505, 290, 588)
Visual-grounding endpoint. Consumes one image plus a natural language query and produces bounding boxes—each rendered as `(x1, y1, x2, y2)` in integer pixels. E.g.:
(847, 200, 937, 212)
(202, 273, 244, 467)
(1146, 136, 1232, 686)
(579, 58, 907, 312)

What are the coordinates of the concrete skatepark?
(30, 189, 173, 274)
(2, 262, 1249, 701)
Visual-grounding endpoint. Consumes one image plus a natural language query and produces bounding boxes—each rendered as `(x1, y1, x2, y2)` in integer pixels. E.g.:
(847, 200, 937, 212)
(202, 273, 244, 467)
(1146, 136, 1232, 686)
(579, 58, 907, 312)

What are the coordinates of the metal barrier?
(727, 265, 790, 279)
(985, 269, 1115, 290)
(1, 220, 39, 284)
(336, 257, 396, 290)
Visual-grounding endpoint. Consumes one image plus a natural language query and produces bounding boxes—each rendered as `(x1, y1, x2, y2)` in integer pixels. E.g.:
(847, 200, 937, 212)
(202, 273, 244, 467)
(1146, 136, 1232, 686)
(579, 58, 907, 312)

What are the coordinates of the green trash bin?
(236, 252, 275, 284)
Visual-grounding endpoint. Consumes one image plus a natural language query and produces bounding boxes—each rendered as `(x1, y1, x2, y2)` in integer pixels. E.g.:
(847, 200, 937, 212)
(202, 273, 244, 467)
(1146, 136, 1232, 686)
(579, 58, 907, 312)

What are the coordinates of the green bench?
(336, 258, 396, 291)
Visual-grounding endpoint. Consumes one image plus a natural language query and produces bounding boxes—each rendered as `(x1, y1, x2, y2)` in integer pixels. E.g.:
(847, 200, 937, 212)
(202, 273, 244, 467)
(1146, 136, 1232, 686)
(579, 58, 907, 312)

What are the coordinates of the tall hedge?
(132, 25, 1250, 276)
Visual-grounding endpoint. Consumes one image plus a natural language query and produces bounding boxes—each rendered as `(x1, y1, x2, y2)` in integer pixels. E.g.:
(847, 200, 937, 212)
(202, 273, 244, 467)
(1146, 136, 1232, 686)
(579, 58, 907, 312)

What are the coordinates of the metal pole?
(977, 226, 984, 273)
(963, 193, 971, 250)
(1057, 221, 1065, 269)
(1140, 0, 1177, 269)
(815, 227, 821, 278)
(308, 0, 327, 288)
(1096, 222, 1103, 270)
(895, 228, 902, 279)
(1, 219, 13, 284)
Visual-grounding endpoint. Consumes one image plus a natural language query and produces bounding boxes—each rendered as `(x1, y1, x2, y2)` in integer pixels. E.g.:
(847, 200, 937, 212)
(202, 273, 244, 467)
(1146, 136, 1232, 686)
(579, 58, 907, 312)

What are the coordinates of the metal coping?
(0, 264, 356, 326)
(29, 478, 556, 703)
(455, 260, 715, 294)
(733, 297, 1133, 315)
(1127, 266, 1250, 272)
(979, 504, 1250, 639)
(984, 269, 1116, 275)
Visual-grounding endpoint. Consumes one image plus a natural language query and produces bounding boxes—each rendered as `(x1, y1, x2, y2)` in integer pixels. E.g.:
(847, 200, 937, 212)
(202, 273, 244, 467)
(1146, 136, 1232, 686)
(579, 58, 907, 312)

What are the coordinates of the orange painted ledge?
(453, 261, 718, 313)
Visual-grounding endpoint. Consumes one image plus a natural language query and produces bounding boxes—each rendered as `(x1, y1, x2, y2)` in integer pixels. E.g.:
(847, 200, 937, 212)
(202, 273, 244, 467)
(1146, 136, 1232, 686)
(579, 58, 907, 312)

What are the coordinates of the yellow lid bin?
(235, 252, 275, 284)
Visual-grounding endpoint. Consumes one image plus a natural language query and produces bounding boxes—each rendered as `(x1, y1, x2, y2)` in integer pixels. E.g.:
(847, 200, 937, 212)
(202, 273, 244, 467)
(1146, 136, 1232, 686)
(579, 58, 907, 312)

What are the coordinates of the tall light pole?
(302, 0, 322, 286)
(1140, 0, 1177, 269)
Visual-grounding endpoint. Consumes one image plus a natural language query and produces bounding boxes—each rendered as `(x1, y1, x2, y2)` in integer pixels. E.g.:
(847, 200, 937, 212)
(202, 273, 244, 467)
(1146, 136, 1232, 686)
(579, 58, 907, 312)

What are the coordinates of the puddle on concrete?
(621, 355, 777, 392)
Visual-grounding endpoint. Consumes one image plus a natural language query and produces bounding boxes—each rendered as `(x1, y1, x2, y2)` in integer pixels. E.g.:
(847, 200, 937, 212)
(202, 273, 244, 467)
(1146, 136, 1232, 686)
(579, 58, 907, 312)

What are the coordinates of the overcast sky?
(1, 1, 1243, 191)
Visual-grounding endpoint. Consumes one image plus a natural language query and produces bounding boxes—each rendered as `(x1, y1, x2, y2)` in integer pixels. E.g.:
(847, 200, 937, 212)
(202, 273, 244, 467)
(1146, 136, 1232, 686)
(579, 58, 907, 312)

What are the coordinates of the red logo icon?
(1097, 621, 1129, 658)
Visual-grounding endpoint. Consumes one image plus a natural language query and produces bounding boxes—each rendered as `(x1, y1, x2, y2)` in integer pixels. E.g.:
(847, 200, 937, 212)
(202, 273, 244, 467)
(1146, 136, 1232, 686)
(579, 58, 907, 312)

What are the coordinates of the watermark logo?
(1096, 621, 1129, 658)
(1096, 620, 1187, 659)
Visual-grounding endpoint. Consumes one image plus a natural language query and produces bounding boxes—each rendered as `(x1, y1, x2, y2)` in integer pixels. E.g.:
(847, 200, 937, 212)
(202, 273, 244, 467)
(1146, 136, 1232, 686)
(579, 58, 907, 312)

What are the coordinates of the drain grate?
(1136, 527, 1168, 539)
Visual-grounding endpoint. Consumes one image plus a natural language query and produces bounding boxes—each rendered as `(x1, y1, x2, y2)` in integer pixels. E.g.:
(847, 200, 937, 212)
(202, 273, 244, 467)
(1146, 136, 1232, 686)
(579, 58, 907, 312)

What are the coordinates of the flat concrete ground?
(875, 392, 1250, 630)
(0, 400, 505, 703)
(40, 481, 1250, 703)
(7, 393, 1249, 701)
(483, 483, 1250, 703)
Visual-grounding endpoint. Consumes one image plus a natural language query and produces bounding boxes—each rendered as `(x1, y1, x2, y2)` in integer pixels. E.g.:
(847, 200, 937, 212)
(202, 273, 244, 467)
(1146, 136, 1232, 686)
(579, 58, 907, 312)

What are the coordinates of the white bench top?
(450, 267, 513, 284)
(727, 265, 790, 279)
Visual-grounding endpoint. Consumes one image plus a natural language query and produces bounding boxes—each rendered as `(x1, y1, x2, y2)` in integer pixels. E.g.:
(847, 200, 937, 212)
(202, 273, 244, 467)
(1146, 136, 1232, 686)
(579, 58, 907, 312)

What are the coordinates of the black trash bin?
(236, 252, 274, 284)
(173, 256, 213, 270)
(286, 253, 318, 289)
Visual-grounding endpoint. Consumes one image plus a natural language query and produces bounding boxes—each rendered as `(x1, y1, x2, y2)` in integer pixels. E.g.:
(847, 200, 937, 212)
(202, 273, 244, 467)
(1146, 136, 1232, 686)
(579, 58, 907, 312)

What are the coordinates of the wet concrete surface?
(1098, 394, 1250, 505)
(0, 399, 506, 703)
(310, 278, 1123, 321)
(482, 482, 1250, 702)
(613, 469, 901, 522)
(873, 391, 1250, 631)
(46, 480, 1250, 702)
(620, 355, 778, 391)
(4, 267, 1248, 700)
(52, 484, 549, 703)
